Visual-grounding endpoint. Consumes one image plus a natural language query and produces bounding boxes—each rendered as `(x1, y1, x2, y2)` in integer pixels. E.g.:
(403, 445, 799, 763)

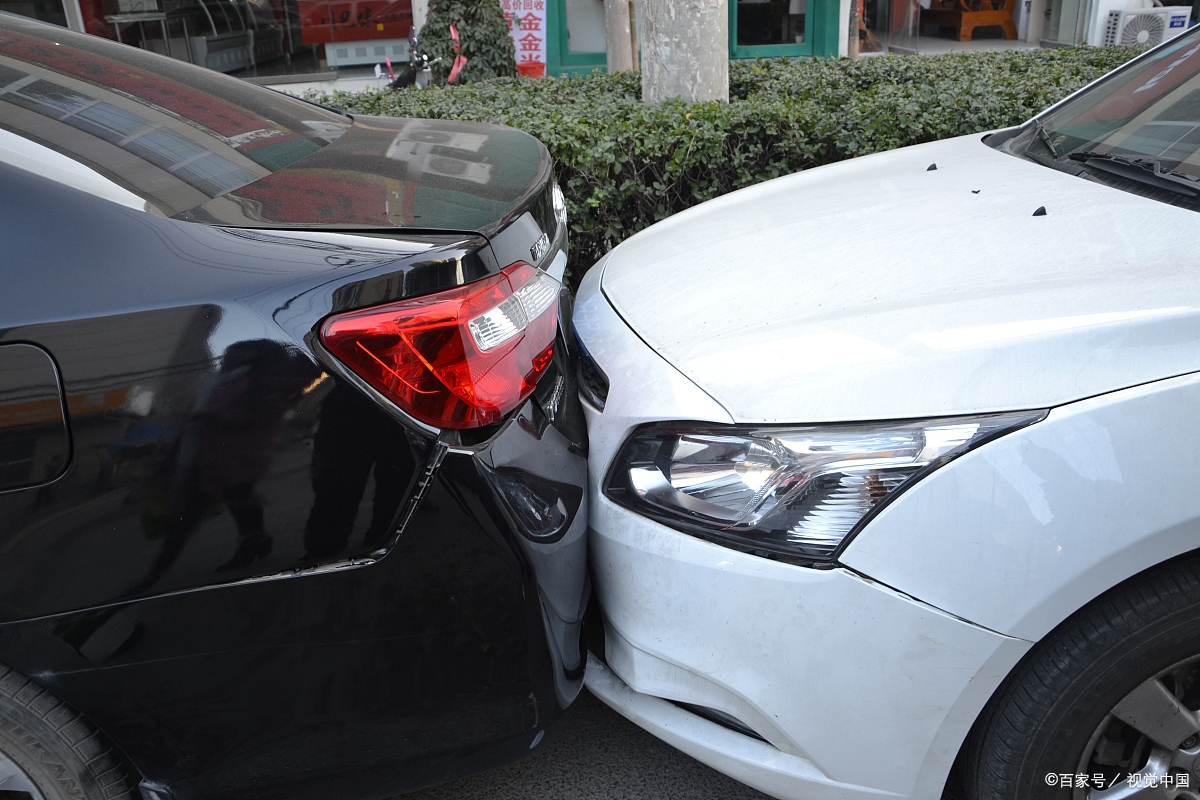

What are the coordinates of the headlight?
(604, 411, 1046, 563)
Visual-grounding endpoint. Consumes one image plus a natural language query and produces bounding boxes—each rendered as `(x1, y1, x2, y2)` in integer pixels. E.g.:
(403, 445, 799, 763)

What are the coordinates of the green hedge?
(420, 0, 516, 84)
(310, 47, 1141, 286)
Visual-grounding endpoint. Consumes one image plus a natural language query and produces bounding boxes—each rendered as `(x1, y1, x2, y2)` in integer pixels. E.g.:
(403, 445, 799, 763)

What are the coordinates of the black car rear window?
(0, 13, 350, 215)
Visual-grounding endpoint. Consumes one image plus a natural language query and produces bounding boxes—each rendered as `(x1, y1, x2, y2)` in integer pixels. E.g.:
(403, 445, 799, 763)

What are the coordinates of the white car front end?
(574, 125, 1200, 799)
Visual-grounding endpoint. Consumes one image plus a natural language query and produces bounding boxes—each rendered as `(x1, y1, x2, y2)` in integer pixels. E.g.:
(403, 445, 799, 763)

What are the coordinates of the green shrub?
(419, 0, 515, 84)
(311, 46, 1141, 287)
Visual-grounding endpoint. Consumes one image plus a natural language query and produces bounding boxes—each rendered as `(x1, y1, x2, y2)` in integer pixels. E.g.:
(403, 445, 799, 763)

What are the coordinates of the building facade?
(0, 0, 851, 78)
(544, 0, 846, 73)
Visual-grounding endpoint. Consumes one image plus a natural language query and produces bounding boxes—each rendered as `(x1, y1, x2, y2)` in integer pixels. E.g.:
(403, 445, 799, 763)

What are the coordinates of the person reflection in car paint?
(302, 382, 416, 562)
(135, 340, 312, 592)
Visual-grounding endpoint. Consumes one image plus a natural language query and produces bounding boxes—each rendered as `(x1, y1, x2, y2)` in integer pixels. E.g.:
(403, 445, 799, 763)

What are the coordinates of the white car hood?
(598, 133, 1200, 423)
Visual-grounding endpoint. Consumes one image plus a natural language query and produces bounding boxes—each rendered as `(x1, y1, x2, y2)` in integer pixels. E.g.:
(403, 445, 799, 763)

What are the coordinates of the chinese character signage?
(299, 0, 413, 44)
(500, 0, 546, 77)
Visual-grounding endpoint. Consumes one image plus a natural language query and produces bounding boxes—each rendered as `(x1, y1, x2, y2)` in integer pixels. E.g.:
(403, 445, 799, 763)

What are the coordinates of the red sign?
(298, 0, 413, 44)
(500, 0, 545, 78)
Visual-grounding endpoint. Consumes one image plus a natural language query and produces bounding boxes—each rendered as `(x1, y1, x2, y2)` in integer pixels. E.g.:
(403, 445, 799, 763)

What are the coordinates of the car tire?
(964, 553, 1200, 800)
(0, 662, 137, 800)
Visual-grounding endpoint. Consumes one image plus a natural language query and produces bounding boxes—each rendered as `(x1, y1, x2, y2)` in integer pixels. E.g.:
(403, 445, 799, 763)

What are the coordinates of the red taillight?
(320, 262, 559, 429)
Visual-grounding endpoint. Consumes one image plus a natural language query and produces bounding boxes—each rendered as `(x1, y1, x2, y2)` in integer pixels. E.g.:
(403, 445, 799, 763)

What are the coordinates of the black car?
(0, 13, 588, 800)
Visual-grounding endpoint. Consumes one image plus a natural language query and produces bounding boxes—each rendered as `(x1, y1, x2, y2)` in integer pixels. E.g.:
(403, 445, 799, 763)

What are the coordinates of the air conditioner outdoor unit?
(1103, 6, 1191, 46)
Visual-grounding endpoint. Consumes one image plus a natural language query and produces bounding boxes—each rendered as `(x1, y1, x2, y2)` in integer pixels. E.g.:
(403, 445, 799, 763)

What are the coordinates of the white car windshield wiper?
(1068, 151, 1200, 198)
(1033, 120, 1060, 158)
(1022, 119, 1063, 161)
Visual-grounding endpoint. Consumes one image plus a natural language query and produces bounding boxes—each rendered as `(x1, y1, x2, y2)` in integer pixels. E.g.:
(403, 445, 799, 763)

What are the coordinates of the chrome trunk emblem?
(530, 232, 550, 263)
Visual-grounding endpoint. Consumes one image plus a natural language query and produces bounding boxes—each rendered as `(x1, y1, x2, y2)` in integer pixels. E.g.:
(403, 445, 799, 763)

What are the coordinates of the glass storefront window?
(736, 0, 805, 45)
(549, 0, 605, 74)
(861, 0, 920, 53)
(730, 0, 812, 55)
(0, 0, 406, 79)
(0, 0, 68, 27)
(1042, 0, 1088, 45)
(565, 0, 604, 52)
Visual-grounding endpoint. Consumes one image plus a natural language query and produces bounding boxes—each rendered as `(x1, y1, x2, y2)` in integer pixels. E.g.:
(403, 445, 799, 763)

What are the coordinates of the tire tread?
(0, 661, 139, 800)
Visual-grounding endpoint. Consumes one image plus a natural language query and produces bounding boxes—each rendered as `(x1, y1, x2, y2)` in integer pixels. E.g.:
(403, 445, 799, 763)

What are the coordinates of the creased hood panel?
(599, 134, 1200, 423)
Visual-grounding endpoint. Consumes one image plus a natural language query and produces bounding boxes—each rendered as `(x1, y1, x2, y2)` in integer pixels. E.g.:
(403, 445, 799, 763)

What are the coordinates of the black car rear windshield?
(0, 13, 350, 215)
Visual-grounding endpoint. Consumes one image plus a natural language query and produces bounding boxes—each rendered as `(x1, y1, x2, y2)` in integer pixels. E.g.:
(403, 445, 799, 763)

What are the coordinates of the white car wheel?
(966, 555, 1200, 800)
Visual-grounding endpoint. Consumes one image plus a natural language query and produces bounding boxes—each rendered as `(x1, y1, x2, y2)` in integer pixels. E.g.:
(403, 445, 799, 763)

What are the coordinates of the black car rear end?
(0, 14, 586, 800)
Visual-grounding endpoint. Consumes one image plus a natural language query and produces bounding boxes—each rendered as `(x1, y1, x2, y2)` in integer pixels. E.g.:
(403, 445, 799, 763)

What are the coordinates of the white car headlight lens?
(604, 411, 1046, 562)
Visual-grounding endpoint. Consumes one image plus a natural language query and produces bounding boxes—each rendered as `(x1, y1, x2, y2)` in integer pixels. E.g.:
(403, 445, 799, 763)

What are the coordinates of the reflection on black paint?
(0, 19, 350, 215)
(482, 465, 581, 542)
(134, 340, 316, 592)
(0, 343, 69, 491)
(303, 383, 417, 560)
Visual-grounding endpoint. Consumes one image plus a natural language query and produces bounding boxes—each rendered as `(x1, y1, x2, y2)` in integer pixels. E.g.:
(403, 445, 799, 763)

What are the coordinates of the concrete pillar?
(412, 0, 429, 34)
(639, 0, 728, 103)
(605, 0, 635, 72)
(838, 0, 852, 55)
(847, 0, 859, 59)
(1025, 0, 1047, 42)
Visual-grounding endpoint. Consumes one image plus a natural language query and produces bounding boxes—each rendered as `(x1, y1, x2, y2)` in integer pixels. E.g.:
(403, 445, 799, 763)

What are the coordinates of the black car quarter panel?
(0, 458, 566, 799)
(0, 161, 459, 620)
(0, 139, 587, 797)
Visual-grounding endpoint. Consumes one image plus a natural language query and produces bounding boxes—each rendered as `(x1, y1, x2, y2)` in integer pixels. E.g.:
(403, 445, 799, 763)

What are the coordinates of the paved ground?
(395, 689, 773, 800)
(395, 688, 970, 800)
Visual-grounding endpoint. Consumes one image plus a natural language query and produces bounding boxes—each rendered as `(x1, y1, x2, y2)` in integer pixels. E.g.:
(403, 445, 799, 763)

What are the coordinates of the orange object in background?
(298, 0, 412, 44)
(516, 59, 545, 78)
(893, 0, 918, 34)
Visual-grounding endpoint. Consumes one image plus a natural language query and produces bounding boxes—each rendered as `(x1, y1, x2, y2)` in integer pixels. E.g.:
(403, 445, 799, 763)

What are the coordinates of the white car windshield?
(1010, 26, 1200, 204)
(1045, 29, 1200, 172)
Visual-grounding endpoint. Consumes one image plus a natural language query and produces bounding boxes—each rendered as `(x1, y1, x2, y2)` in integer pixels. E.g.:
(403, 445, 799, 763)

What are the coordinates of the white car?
(575, 27, 1200, 800)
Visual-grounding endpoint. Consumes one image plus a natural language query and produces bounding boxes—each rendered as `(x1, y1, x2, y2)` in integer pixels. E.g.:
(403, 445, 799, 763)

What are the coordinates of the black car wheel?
(965, 554, 1200, 800)
(0, 664, 136, 800)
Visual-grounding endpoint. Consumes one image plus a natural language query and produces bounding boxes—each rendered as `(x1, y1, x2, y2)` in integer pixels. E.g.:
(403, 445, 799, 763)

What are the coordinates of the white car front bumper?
(574, 265, 1031, 800)
(585, 495, 1029, 800)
